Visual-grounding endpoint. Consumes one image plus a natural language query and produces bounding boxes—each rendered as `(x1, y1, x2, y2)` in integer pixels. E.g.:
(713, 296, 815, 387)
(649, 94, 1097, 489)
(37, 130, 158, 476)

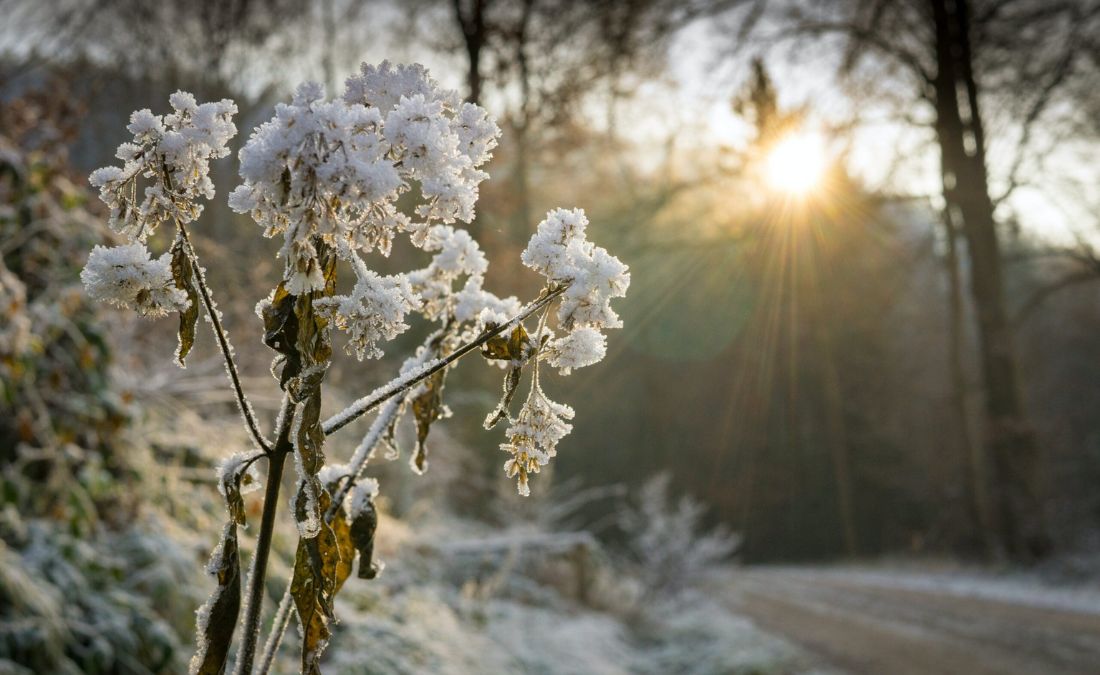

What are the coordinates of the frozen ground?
(722, 565, 1100, 675)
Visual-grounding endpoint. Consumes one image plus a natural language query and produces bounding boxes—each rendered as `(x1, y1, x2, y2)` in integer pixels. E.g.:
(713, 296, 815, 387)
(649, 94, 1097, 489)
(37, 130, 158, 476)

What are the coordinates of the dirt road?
(723, 568, 1100, 675)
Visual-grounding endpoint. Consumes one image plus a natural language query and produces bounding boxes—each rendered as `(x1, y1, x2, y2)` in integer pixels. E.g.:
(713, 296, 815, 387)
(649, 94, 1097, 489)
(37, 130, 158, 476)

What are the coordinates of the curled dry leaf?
(170, 237, 200, 367)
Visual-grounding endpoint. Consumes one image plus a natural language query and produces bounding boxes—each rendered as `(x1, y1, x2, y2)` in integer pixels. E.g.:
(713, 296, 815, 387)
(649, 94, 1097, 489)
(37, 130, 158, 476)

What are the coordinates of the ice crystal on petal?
(519, 207, 629, 375)
(501, 386, 575, 495)
(232, 64, 498, 293)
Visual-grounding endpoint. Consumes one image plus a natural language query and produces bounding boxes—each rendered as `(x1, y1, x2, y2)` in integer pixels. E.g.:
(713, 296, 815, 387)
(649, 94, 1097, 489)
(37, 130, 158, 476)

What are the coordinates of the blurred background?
(3, 1, 1100, 673)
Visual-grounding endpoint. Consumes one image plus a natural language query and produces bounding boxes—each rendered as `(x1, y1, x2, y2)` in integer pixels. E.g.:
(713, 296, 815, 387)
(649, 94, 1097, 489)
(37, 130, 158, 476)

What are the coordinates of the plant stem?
(255, 586, 295, 675)
(233, 398, 295, 675)
(178, 223, 272, 452)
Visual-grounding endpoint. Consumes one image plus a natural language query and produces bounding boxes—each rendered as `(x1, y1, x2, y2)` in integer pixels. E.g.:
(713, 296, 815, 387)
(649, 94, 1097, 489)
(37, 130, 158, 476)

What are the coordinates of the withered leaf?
(219, 460, 253, 527)
(290, 490, 352, 675)
(190, 522, 241, 675)
(348, 498, 380, 580)
(483, 365, 522, 430)
(295, 385, 326, 476)
(170, 238, 200, 367)
(481, 322, 533, 362)
(261, 282, 300, 388)
(411, 367, 448, 473)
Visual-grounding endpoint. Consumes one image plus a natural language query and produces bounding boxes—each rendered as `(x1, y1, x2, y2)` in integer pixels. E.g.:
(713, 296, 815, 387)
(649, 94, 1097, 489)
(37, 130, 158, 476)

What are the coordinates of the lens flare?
(764, 131, 827, 195)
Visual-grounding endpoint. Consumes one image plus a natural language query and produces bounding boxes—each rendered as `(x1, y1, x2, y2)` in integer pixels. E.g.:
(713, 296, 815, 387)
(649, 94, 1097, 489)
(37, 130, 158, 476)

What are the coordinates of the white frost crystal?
(80, 243, 189, 317)
(231, 62, 500, 294)
(544, 326, 607, 374)
(521, 208, 629, 373)
(90, 93, 238, 240)
(501, 386, 575, 496)
(316, 269, 420, 360)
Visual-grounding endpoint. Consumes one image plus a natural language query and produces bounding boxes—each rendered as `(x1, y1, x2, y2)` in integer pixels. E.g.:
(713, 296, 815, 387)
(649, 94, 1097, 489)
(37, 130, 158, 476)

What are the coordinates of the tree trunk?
(941, 199, 995, 557)
(453, 0, 486, 104)
(930, 0, 1049, 560)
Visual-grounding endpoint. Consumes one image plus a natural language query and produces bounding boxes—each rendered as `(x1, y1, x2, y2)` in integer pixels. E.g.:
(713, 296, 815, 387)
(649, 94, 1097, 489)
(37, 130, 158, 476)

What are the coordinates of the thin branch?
(993, 23, 1081, 207)
(784, 20, 935, 86)
(1013, 268, 1100, 326)
(177, 223, 272, 452)
(322, 284, 566, 436)
(255, 587, 295, 675)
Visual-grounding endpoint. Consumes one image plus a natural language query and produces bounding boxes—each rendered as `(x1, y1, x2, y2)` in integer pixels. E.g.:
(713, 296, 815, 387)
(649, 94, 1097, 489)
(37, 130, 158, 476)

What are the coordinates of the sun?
(764, 130, 827, 196)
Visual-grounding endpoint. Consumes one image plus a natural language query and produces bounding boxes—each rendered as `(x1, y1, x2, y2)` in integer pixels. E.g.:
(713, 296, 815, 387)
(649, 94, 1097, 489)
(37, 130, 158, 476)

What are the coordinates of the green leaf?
(170, 237, 200, 367)
(190, 522, 241, 675)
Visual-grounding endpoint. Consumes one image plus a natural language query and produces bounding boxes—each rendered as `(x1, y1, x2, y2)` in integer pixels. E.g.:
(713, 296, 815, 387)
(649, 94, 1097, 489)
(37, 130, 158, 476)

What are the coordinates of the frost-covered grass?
(0, 512, 207, 674)
(275, 509, 819, 675)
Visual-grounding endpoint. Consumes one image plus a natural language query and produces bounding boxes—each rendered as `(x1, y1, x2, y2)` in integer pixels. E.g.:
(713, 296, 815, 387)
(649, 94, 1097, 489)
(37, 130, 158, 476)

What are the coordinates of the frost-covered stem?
(177, 223, 272, 452)
(256, 368, 422, 673)
(323, 285, 565, 435)
(234, 397, 295, 675)
(255, 586, 294, 675)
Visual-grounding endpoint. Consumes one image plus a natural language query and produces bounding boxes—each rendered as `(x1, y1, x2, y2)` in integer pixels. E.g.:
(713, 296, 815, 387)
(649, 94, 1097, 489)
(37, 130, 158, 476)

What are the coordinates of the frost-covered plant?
(620, 474, 740, 603)
(80, 61, 629, 675)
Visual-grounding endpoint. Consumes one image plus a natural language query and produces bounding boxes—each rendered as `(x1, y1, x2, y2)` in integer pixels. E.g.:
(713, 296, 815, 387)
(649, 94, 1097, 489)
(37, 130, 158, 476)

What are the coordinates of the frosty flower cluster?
(80, 243, 188, 317)
(316, 264, 419, 361)
(229, 61, 500, 295)
(521, 208, 630, 373)
(489, 208, 629, 495)
(501, 385, 576, 496)
(82, 92, 236, 322)
(406, 224, 522, 338)
(89, 92, 238, 241)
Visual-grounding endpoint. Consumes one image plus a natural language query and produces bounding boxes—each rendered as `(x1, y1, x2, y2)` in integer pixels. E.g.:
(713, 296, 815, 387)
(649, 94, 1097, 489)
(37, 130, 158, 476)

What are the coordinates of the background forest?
(3, 1, 1100, 673)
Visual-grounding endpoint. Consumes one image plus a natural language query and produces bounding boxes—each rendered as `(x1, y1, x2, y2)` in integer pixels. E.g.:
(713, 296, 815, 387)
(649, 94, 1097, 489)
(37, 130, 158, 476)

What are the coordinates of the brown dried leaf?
(170, 238, 200, 367)
(349, 498, 380, 580)
(411, 367, 448, 473)
(481, 322, 532, 362)
(290, 490, 352, 674)
(189, 522, 241, 675)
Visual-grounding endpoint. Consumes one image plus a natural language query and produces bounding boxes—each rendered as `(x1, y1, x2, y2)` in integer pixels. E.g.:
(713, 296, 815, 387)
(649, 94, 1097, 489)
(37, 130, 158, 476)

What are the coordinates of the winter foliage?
(78, 61, 630, 674)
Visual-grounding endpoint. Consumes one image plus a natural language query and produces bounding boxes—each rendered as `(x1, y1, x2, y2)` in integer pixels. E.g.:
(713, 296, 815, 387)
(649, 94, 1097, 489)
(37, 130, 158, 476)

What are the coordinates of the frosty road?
(723, 567, 1100, 675)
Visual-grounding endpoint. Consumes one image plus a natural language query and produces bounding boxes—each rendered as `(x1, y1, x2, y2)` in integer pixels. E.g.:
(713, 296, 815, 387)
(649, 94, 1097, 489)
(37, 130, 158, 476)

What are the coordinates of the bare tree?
(774, 0, 1100, 559)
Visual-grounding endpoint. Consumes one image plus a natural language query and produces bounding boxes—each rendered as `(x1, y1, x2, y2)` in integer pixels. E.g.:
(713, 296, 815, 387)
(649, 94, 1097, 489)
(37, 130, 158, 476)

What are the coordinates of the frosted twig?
(255, 342, 431, 674)
(322, 285, 565, 436)
(178, 222, 272, 452)
(255, 588, 294, 675)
